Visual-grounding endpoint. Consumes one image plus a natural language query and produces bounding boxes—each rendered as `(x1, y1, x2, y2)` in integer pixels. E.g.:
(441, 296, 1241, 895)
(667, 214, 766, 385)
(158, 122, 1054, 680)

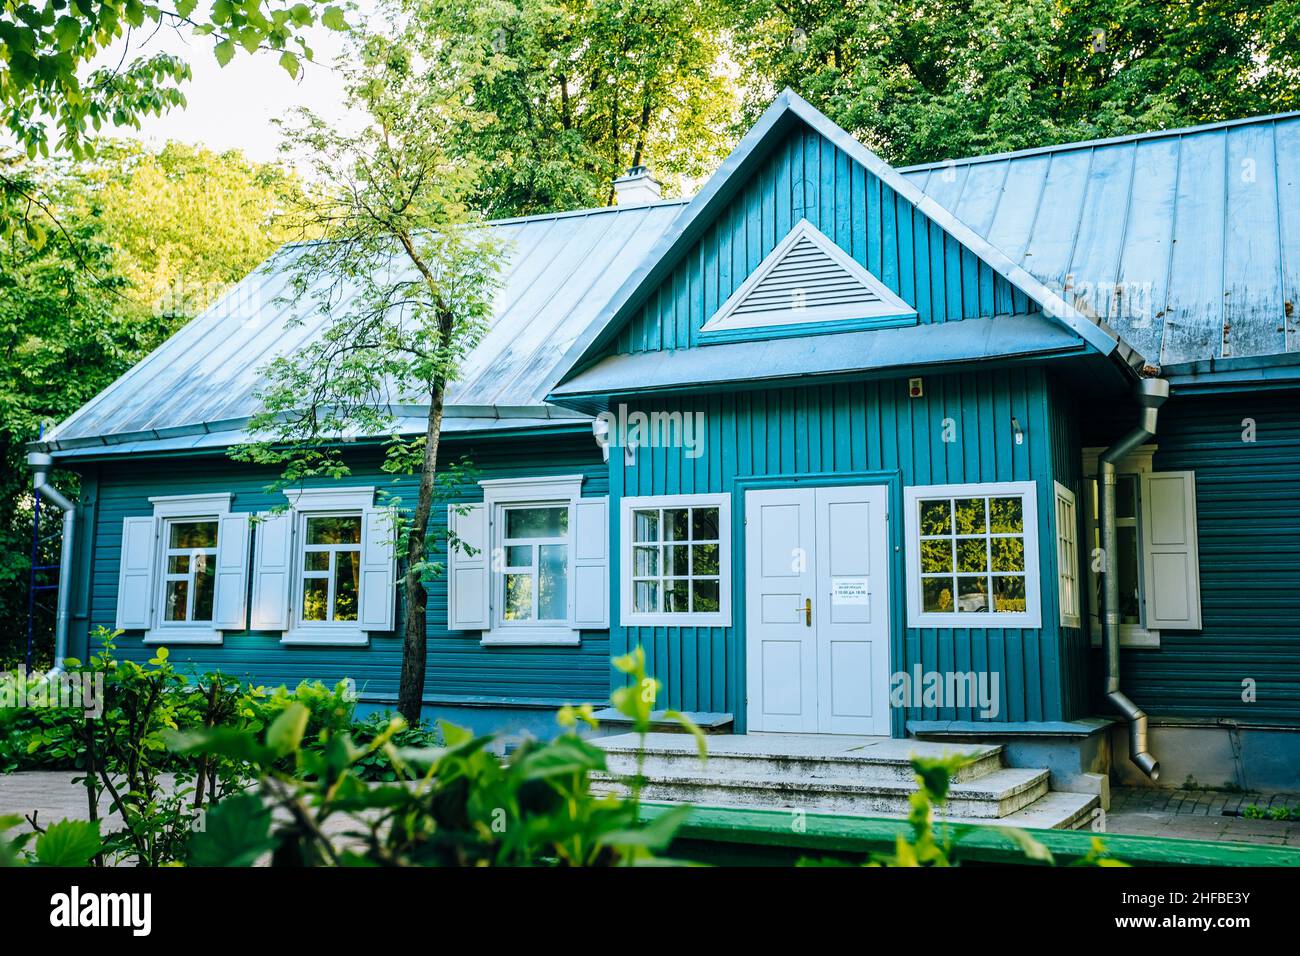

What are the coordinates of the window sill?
(143, 630, 224, 646)
(281, 630, 370, 647)
(479, 629, 581, 647)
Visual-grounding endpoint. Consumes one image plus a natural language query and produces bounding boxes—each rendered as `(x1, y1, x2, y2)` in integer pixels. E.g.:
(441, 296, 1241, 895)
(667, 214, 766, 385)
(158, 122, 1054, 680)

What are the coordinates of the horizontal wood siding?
(616, 124, 1034, 355)
(1104, 391, 1300, 725)
(76, 433, 611, 707)
(612, 368, 1069, 729)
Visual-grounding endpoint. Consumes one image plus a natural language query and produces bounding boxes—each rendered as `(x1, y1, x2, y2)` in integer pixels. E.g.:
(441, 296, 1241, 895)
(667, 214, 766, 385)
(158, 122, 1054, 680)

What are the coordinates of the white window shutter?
(115, 517, 158, 630)
(447, 503, 488, 630)
(360, 508, 397, 632)
(570, 498, 609, 629)
(213, 513, 251, 631)
(1141, 471, 1202, 630)
(250, 511, 295, 631)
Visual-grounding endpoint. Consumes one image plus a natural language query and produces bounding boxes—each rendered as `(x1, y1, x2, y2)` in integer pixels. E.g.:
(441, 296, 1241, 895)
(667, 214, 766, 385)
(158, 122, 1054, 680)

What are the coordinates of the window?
(903, 482, 1041, 628)
(115, 493, 250, 645)
(300, 515, 362, 624)
(446, 475, 608, 646)
(161, 520, 219, 624)
(619, 494, 731, 626)
(1054, 482, 1081, 628)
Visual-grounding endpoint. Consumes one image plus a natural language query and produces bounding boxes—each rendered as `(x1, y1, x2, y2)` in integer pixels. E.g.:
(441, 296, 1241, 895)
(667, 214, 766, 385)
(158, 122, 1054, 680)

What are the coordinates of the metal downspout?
(26, 451, 75, 675)
(1099, 378, 1169, 780)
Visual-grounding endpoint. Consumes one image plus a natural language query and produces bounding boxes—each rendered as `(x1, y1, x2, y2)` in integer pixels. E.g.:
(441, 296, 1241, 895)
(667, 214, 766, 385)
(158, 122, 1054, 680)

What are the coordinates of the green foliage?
(399, 0, 739, 215)
(0, 0, 349, 160)
(723, 0, 1300, 167)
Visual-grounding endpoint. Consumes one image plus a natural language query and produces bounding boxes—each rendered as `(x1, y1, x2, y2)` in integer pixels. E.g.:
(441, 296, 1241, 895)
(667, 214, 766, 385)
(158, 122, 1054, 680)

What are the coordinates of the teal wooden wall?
(1084, 391, 1300, 726)
(615, 123, 1036, 355)
(72, 431, 612, 709)
(611, 367, 1077, 731)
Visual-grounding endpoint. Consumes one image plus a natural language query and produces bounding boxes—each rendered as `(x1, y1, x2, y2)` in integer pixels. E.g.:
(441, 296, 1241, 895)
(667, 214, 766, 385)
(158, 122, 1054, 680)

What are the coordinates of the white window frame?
(1081, 446, 1160, 648)
(282, 487, 374, 646)
(479, 475, 585, 646)
(1053, 481, 1082, 628)
(143, 494, 232, 645)
(619, 493, 732, 627)
(903, 481, 1042, 629)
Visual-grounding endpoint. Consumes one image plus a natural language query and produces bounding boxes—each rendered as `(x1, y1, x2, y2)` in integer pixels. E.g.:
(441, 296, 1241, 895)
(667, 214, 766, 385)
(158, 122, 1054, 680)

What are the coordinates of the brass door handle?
(803, 597, 812, 627)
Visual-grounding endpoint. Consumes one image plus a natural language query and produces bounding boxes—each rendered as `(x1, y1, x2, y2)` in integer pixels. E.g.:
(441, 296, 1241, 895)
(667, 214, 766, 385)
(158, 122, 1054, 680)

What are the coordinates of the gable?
(700, 218, 916, 337)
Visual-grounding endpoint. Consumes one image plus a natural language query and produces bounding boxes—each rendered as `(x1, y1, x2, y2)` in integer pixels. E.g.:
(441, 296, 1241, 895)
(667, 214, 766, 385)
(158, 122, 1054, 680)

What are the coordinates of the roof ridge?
(900, 111, 1300, 173)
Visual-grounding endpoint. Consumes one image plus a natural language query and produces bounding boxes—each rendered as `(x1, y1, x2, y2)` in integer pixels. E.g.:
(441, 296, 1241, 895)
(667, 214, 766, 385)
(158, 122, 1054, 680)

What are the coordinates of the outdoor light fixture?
(1011, 416, 1024, 445)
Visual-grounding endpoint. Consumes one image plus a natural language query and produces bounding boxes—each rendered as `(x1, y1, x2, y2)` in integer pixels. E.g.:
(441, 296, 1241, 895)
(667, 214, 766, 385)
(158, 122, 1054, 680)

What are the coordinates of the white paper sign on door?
(831, 577, 870, 606)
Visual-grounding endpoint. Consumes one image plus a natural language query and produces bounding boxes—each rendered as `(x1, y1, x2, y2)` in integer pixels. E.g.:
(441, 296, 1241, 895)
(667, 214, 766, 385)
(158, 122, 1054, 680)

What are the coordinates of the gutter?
(1098, 377, 1169, 779)
(26, 452, 75, 675)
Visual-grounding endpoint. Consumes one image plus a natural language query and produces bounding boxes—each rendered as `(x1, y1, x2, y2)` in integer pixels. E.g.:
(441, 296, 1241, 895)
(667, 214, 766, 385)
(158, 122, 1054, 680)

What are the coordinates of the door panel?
(746, 484, 891, 735)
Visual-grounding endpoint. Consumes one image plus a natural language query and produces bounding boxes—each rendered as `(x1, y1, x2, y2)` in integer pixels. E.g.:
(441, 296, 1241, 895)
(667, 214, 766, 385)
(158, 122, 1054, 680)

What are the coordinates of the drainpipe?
(27, 451, 76, 675)
(1099, 377, 1169, 780)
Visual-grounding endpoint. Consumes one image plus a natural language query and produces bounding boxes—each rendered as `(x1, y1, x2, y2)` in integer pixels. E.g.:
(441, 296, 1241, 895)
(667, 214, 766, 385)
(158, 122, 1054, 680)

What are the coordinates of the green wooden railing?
(643, 803, 1300, 867)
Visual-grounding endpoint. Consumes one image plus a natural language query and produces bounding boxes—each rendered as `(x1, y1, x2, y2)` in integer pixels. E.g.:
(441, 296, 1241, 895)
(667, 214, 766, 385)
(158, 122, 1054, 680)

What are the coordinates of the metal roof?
(900, 113, 1300, 367)
(44, 200, 687, 453)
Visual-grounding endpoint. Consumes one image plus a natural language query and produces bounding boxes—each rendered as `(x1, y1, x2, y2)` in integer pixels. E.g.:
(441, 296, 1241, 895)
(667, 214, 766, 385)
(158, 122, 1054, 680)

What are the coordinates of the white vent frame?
(701, 218, 916, 333)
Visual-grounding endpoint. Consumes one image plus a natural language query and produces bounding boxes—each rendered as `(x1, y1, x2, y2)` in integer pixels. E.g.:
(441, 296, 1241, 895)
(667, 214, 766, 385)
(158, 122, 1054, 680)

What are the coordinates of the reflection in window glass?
(162, 519, 219, 623)
(630, 505, 722, 615)
(301, 515, 362, 624)
(501, 506, 569, 623)
(918, 494, 1027, 615)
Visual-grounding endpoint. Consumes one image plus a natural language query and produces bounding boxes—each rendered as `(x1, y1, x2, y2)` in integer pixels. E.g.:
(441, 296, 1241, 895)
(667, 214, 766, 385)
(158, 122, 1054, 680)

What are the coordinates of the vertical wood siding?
(75, 433, 611, 707)
(615, 124, 1035, 355)
(611, 368, 1073, 729)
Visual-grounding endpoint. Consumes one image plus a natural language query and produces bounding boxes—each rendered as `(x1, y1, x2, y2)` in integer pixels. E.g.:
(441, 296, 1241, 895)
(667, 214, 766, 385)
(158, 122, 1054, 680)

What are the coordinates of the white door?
(745, 485, 891, 735)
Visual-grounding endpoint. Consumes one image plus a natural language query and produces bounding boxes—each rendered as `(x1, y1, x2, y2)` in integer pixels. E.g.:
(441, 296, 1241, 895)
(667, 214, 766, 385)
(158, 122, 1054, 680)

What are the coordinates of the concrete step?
(991, 790, 1101, 831)
(595, 732, 1006, 785)
(592, 765, 1051, 819)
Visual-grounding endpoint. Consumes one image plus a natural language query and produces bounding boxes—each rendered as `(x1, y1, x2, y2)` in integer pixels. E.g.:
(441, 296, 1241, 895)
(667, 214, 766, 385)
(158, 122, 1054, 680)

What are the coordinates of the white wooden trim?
(283, 486, 376, 511)
(903, 480, 1042, 628)
(701, 219, 916, 333)
(1053, 481, 1082, 629)
(1081, 445, 1157, 476)
(144, 631, 223, 646)
(148, 493, 232, 518)
(619, 493, 732, 627)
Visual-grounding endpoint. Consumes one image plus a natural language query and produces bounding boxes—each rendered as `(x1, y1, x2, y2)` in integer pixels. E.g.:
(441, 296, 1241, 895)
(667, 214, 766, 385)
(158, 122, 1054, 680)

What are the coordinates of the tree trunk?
(397, 387, 446, 725)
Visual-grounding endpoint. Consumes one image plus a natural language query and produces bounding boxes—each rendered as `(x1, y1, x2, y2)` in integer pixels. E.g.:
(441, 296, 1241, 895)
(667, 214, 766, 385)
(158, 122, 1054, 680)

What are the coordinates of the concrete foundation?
(1108, 720, 1300, 794)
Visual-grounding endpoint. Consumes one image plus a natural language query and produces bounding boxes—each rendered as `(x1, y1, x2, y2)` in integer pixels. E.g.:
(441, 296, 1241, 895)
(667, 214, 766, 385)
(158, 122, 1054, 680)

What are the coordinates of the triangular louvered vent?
(702, 219, 915, 333)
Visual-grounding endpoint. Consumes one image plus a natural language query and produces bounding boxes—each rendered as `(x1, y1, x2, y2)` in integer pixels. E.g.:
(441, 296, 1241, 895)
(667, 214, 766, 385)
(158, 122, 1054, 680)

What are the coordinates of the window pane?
(504, 573, 533, 621)
(989, 497, 1023, 534)
(918, 500, 951, 536)
(505, 545, 532, 568)
(953, 498, 986, 534)
(538, 544, 567, 621)
(956, 576, 989, 612)
(692, 579, 720, 613)
(505, 506, 567, 539)
(920, 540, 951, 574)
(305, 551, 330, 572)
(167, 554, 191, 575)
(633, 510, 659, 542)
(307, 515, 361, 545)
(633, 545, 659, 576)
(164, 580, 189, 621)
(691, 507, 719, 541)
(993, 575, 1027, 612)
(1117, 525, 1141, 623)
(302, 578, 329, 621)
(663, 544, 689, 576)
(664, 579, 689, 613)
(170, 520, 218, 549)
(333, 550, 359, 621)
(664, 508, 689, 542)
(922, 577, 954, 613)
(693, 543, 719, 576)
(956, 538, 987, 573)
(193, 554, 215, 621)
(633, 580, 659, 613)
(991, 536, 1025, 572)
(1117, 475, 1138, 520)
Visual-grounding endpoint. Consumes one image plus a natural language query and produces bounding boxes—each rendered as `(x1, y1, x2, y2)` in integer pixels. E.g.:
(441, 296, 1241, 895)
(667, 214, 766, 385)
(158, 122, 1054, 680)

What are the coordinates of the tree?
(721, 0, 1300, 166)
(233, 21, 503, 724)
(401, 0, 738, 217)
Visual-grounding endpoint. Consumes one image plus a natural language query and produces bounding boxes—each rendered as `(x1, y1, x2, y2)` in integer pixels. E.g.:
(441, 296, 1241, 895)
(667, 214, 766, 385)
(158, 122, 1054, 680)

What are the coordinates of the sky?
(88, 15, 366, 167)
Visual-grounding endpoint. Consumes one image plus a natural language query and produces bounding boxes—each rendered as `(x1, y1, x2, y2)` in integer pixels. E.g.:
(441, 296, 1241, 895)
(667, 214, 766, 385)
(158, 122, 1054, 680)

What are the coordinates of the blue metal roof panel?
(47, 201, 686, 448)
(901, 112, 1300, 367)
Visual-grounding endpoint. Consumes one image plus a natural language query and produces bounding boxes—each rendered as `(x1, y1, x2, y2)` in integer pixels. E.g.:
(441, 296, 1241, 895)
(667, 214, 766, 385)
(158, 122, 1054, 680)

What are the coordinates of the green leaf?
(599, 804, 693, 852)
(321, 5, 348, 30)
(986, 826, 1056, 864)
(187, 793, 274, 867)
(54, 16, 81, 50)
(213, 39, 235, 67)
(267, 702, 310, 756)
(175, 0, 198, 17)
(279, 51, 299, 79)
(35, 819, 102, 867)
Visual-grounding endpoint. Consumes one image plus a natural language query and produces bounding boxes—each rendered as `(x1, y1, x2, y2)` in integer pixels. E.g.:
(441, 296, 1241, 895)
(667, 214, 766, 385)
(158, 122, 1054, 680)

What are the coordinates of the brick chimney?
(612, 165, 662, 205)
